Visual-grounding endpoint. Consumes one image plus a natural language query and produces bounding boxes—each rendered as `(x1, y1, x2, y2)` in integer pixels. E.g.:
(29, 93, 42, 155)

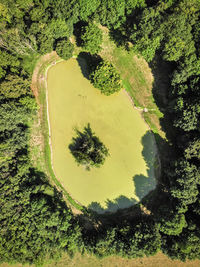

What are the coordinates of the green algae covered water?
(47, 58, 156, 212)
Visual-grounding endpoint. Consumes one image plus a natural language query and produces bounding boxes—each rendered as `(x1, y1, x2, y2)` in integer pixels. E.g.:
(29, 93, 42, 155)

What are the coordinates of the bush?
(55, 39, 74, 60)
(90, 61, 122, 95)
(69, 124, 109, 170)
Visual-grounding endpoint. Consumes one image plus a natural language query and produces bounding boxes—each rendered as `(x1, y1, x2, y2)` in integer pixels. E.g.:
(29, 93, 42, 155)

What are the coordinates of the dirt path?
(31, 51, 59, 99)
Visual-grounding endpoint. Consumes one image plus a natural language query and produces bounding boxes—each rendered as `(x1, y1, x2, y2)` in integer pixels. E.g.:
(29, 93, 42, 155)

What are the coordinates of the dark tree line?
(0, 0, 200, 265)
(120, 0, 200, 261)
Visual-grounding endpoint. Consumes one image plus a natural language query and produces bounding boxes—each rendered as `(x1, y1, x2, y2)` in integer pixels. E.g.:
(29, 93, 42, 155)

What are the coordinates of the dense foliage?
(55, 39, 74, 60)
(69, 124, 109, 170)
(80, 23, 103, 54)
(0, 66, 81, 266)
(90, 61, 122, 95)
(0, 0, 200, 265)
(124, 0, 200, 261)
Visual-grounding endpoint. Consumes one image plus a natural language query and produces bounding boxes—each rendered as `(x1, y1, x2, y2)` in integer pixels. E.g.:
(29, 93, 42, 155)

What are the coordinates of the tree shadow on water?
(133, 131, 157, 200)
(88, 195, 137, 214)
(134, 174, 156, 200)
(141, 130, 156, 170)
(76, 53, 90, 79)
(88, 131, 157, 214)
(76, 52, 102, 80)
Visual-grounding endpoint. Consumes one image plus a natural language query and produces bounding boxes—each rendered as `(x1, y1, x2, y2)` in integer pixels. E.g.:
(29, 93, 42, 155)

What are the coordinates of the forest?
(0, 0, 200, 266)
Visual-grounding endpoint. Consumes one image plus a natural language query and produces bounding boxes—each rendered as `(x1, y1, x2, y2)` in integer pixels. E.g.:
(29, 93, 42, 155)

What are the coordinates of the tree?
(130, 6, 164, 62)
(95, 220, 161, 258)
(0, 28, 37, 55)
(90, 61, 122, 95)
(69, 124, 109, 170)
(0, 74, 30, 98)
(125, 0, 146, 15)
(162, 218, 200, 261)
(162, 12, 196, 62)
(55, 39, 74, 60)
(173, 99, 200, 132)
(157, 205, 187, 236)
(0, 50, 20, 78)
(81, 23, 102, 54)
(184, 138, 200, 160)
(167, 159, 199, 205)
(97, 0, 126, 29)
(48, 19, 72, 39)
(78, 0, 100, 21)
(0, 167, 82, 266)
(37, 33, 54, 54)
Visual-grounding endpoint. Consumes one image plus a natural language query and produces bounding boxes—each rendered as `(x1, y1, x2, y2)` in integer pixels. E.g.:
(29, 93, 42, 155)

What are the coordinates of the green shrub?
(55, 39, 74, 60)
(90, 61, 122, 95)
(69, 124, 109, 170)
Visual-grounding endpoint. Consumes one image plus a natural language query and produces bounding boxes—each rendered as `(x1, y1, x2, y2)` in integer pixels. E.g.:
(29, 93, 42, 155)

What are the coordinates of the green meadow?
(47, 58, 156, 212)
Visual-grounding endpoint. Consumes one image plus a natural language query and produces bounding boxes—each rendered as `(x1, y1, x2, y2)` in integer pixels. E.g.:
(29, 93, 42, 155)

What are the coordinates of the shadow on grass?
(109, 28, 129, 50)
(149, 55, 179, 141)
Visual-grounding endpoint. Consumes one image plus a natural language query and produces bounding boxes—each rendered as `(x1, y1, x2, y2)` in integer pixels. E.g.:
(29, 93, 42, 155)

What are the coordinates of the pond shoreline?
(45, 57, 157, 211)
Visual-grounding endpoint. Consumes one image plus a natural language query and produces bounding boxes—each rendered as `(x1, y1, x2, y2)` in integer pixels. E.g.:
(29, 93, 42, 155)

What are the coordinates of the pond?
(47, 58, 157, 212)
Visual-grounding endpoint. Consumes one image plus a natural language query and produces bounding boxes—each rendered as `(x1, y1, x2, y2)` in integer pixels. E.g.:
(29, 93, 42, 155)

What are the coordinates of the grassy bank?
(1, 251, 200, 267)
(98, 26, 165, 137)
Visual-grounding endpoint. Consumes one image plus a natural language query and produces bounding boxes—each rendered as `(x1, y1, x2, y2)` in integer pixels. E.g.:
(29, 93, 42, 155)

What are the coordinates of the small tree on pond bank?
(55, 39, 74, 60)
(69, 124, 109, 170)
(90, 61, 122, 95)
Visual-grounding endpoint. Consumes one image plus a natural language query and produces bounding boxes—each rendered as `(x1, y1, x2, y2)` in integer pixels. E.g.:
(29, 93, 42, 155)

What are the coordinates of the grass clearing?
(47, 58, 156, 211)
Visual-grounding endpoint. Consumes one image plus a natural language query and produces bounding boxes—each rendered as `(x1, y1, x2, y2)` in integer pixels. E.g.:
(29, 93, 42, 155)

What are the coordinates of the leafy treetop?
(69, 124, 109, 171)
(81, 23, 103, 54)
(90, 61, 122, 95)
(55, 39, 74, 60)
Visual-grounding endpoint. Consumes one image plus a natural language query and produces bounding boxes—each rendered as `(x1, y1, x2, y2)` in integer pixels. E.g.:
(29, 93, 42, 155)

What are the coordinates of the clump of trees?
(80, 23, 103, 54)
(90, 61, 122, 95)
(69, 124, 109, 170)
(55, 39, 74, 60)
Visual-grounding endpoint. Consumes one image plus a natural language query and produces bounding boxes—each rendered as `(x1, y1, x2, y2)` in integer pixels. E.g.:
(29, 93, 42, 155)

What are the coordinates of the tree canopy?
(69, 124, 109, 170)
(90, 61, 122, 95)
(80, 23, 103, 54)
(55, 39, 74, 60)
